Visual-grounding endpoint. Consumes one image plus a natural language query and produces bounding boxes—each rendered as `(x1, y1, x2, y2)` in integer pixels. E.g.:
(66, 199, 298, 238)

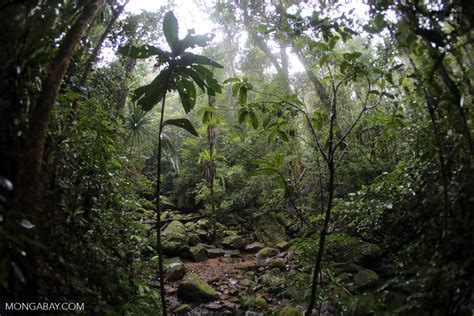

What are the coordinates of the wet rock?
(223, 235, 245, 249)
(162, 220, 188, 255)
(164, 257, 186, 281)
(278, 306, 303, 316)
(275, 241, 290, 251)
(205, 302, 223, 311)
(207, 247, 225, 258)
(269, 258, 286, 271)
(257, 247, 279, 258)
(189, 243, 208, 262)
(244, 242, 265, 253)
(174, 304, 190, 313)
(353, 269, 379, 291)
(177, 272, 219, 303)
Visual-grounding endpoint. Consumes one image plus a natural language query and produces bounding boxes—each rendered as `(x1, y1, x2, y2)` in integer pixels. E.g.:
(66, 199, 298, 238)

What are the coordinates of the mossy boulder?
(164, 257, 185, 281)
(255, 297, 268, 310)
(353, 269, 379, 291)
(269, 258, 286, 270)
(162, 220, 188, 255)
(174, 304, 190, 313)
(177, 272, 219, 303)
(187, 232, 201, 246)
(207, 248, 225, 258)
(257, 247, 279, 258)
(244, 242, 265, 253)
(324, 233, 382, 266)
(189, 244, 208, 262)
(275, 241, 290, 251)
(223, 235, 245, 249)
(254, 212, 288, 245)
(278, 306, 303, 316)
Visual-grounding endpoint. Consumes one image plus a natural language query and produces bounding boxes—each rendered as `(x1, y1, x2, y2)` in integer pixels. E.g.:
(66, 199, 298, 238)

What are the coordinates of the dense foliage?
(0, 0, 472, 315)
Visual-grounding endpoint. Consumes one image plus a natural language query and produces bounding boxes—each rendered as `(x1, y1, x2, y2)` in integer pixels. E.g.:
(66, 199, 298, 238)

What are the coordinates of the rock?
(257, 247, 279, 258)
(353, 269, 379, 291)
(254, 212, 288, 245)
(162, 220, 188, 255)
(177, 272, 219, 303)
(235, 261, 256, 271)
(223, 235, 245, 249)
(187, 232, 201, 246)
(164, 258, 186, 281)
(189, 244, 208, 262)
(324, 233, 382, 266)
(229, 249, 240, 257)
(207, 248, 225, 258)
(261, 273, 283, 291)
(244, 242, 265, 253)
(255, 297, 268, 309)
(269, 258, 286, 270)
(275, 241, 290, 251)
(174, 304, 190, 313)
(278, 306, 303, 316)
(160, 211, 170, 221)
(195, 229, 210, 242)
(196, 218, 211, 230)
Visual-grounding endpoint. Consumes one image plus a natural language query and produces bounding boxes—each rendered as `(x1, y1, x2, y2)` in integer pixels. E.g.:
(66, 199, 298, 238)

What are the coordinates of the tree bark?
(13, 0, 106, 236)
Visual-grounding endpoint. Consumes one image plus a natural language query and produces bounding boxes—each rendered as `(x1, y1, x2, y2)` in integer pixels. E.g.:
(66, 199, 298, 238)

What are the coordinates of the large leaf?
(178, 67, 207, 92)
(163, 11, 179, 50)
(192, 65, 222, 94)
(176, 79, 197, 113)
(173, 32, 214, 56)
(163, 118, 199, 137)
(178, 53, 224, 68)
(118, 44, 169, 60)
(136, 68, 171, 111)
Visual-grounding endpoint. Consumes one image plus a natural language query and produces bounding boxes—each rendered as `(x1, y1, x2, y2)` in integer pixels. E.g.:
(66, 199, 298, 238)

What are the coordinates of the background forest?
(0, 0, 473, 315)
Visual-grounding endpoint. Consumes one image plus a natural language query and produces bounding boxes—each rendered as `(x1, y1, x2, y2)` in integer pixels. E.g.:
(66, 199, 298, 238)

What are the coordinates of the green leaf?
(248, 110, 258, 129)
(382, 92, 395, 99)
(239, 86, 247, 105)
(136, 68, 171, 111)
(163, 118, 199, 137)
(177, 79, 196, 113)
(163, 11, 179, 50)
(232, 82, 242, 97)
(223, 77, 241, 84)
(173, 32, 214, 56)
(118, 44, 169, 60)
(238, 109, 248, 125)
(179, 53, 224, 68)
(343, 52, 363, 61)
(252, 167, 279, 176)
(192, 65, 222, 94)
(178, 67, 207, 92)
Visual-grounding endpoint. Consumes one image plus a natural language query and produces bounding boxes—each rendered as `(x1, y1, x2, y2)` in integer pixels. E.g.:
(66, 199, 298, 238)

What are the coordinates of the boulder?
(189, 244, 208, 262)
(162, 220, 188, 255)
(177, 272, 219, 303)
(269, 258, 286, 271)
(257, 247, 279, 258)
(223, 235, 244, 249)
(207, 248, 225, 258)
(164, 258, 186, 281)
(254, 212, 288, 245)
(244, 242, 265, 253)
(255, 297, 268, 309)
(278, 306, 303, 316)
(224, 230, 238, 237)
(353, 269, 379, 291)
(187, 232, 201, 246)
(275, 241, 290, 251)
(324, 233, 382, 266)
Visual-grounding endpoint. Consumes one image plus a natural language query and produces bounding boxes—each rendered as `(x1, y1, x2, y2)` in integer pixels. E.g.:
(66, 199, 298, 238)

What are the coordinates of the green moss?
(177, 272, 219, 303)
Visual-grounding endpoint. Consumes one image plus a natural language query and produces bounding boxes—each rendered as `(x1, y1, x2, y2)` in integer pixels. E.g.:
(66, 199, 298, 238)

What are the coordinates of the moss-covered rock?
(177, 272, 219, 303)
(353, 269, 379, 291)
(244, 242, 265, 253)
(276, 240, 290, 251)
(174, 304, 190, 313)
(278, 306, 303, 316)
(162, 220, 188, 255)
(189, 244, 208, 262)
(257, 247, 279, 258)
(187, 232, 201, 246)
(207, 248, 225, 258)
(255, 297, 268, 309)
(324, 233, 382, 266)
(269, 258, 286, 270)
(164, 257, 185, 281)
(223, 235, 245, 249)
